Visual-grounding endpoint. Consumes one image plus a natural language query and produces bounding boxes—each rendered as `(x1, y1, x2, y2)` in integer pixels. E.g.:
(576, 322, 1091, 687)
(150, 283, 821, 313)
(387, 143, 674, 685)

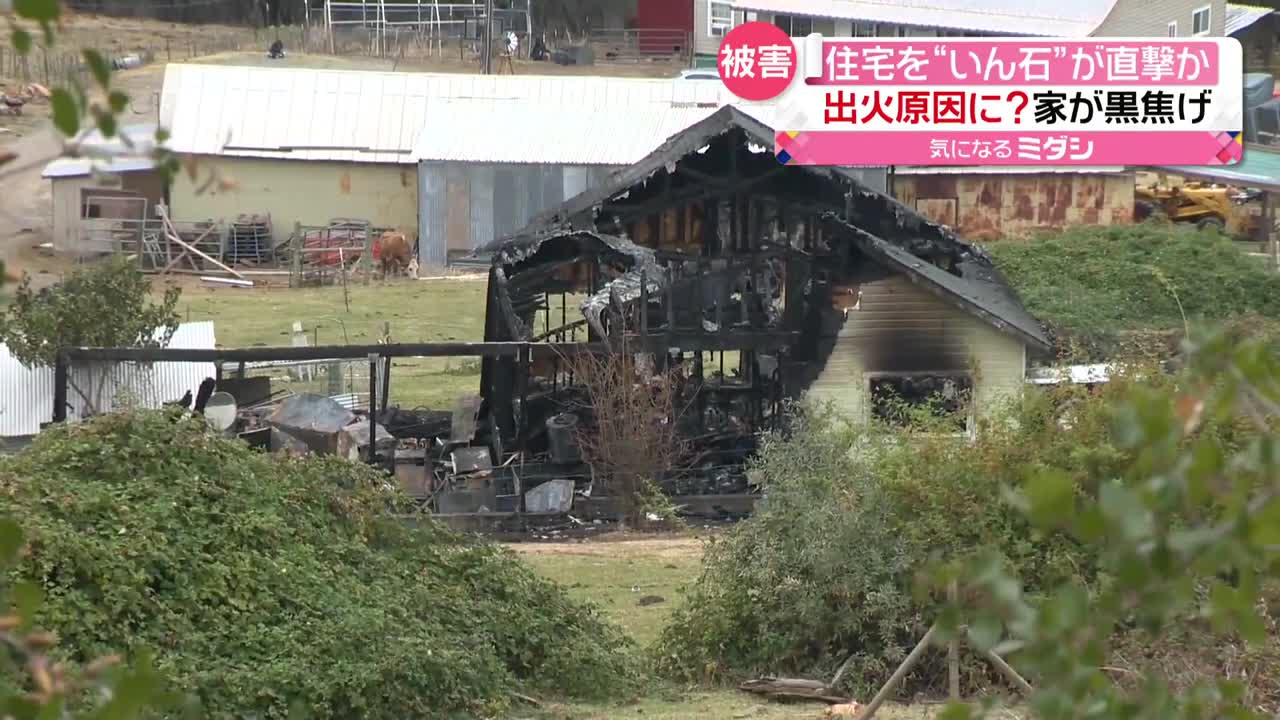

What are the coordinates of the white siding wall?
(1091, 0, 1226, 36)
(806, 274, 1026, 424)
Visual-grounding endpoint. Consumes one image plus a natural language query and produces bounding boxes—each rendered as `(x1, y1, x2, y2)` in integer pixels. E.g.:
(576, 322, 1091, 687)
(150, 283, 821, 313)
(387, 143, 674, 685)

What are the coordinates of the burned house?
(477, 105, 1052, 476)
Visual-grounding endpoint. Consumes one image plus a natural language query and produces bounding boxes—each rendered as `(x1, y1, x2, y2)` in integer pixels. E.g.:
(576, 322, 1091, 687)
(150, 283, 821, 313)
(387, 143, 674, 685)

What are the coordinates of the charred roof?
(478, 104, 1051, 353)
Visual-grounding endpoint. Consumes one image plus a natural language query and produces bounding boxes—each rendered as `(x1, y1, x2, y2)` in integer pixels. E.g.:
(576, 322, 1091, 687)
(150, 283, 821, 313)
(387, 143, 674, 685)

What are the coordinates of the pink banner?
(807, 40, 1219, 86)
(774, 130, 1244, 166)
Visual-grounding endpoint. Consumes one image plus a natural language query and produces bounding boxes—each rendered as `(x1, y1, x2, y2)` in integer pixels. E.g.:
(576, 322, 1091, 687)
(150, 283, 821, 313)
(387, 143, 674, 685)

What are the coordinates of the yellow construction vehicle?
(1134, 179, 1264, 237)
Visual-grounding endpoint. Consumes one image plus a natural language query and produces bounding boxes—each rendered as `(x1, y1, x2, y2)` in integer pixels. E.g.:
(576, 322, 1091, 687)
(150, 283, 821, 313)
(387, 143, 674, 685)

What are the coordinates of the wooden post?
(362, 228, 373, 286)
(516, 343, 529, 457)
(291, 221, 303, 287)
(948, 581, 961, 701)
(1266, 191, 1278, 273)
(53, 351, 68, 423)
(338, 247, 351, 311)
(665, 259, 677, 332)
(639, 268, 649, 341)
(482, 0, 494, 74)
(327, 0, 336, 54)
(980, 647, 1033, 696)
(854, 625, 938, 720)
(380, 355, 392, 410)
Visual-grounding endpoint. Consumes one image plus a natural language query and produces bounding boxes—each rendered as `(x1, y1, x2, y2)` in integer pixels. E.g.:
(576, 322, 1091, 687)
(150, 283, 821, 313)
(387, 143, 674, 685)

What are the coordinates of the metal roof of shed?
(413, 97, 774, 165)
(1226, 3, 1273, 35)
(730, 0, 1120, 36)
(159, 64, 765, 165)
(1153, 145, 1280, 191)
(41, 123, 162, 179)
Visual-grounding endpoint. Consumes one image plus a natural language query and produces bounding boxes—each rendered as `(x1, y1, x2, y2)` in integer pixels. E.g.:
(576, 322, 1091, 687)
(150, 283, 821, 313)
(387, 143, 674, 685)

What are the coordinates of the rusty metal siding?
(806, 274, 1024, 424)
(892, 172, 1135, 241)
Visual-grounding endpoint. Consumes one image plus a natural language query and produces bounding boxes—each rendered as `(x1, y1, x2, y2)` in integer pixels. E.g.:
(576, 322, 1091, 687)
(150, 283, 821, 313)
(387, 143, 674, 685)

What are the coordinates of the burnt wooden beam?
(631, 331, 801, 352)
(703, 197, 719, 256)
(674, 163, 773, 190)
(604, 166, 787, 222)
(65, 342, 611, 363)
(530, 317, 589, 343)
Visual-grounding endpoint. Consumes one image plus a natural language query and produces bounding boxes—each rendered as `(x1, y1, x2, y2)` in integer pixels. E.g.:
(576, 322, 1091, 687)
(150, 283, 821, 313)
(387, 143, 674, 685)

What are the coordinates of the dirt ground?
(508, 534, 707, 559)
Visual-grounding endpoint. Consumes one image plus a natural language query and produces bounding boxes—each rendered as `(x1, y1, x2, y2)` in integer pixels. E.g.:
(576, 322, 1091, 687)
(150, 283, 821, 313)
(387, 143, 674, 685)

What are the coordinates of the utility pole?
(482, 0, 494, 74)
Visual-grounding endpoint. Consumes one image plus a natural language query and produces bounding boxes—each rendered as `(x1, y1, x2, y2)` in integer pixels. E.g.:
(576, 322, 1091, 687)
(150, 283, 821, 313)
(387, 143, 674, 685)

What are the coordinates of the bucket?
(545, 413, 580, 464)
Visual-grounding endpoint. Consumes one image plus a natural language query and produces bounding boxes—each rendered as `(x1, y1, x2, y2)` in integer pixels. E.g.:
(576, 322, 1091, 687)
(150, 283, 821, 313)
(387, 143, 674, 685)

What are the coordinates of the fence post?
(367, 353, 379, 464)
(291, 221, 303, 287)
(53, 351, 69, 423)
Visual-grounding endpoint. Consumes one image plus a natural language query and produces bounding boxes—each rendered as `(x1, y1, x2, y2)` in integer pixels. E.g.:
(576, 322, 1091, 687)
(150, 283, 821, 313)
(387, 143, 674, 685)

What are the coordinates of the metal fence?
(0, 31, 258, 89)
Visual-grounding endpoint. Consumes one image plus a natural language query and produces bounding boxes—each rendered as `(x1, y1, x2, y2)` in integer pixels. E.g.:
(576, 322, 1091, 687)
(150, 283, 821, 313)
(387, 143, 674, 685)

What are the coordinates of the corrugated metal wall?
(0, 322, 217, 437)
(418, 161, 621, 265)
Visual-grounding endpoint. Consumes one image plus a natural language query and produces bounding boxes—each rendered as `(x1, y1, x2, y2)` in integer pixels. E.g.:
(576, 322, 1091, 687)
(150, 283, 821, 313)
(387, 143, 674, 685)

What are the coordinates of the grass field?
(176, 276, 488, 409)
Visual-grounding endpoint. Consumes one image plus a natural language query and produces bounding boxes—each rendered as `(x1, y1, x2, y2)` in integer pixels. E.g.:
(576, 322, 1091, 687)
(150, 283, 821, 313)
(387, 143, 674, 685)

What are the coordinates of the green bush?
(988, 224, 1280, 359)
(0, 411, 643, 719)
(653, 372, 1261, 700)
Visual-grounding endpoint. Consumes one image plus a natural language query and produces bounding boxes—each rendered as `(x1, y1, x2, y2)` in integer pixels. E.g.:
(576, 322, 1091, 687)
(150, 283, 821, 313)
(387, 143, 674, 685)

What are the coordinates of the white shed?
(40, 124, 166, 257)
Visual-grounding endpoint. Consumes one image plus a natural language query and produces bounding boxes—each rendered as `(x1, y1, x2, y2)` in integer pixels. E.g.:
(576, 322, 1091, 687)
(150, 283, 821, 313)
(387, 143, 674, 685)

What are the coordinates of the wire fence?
(0, 19, 690, 90)
(0, 31, 256, 87)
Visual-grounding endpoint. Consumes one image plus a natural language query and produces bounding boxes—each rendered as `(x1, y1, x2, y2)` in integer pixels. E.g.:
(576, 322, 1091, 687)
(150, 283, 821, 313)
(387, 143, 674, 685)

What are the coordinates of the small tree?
(565, 343, 690, 527)
(0, 259, 180, 368)
(0, 259, 181, 414)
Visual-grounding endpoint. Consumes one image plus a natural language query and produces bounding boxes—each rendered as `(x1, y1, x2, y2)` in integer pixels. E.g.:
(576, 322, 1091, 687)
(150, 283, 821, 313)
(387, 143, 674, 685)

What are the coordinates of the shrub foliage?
(0, 411, 642, 719)
(655, 371, 1277, 707)
(988, 224, 1280, 359)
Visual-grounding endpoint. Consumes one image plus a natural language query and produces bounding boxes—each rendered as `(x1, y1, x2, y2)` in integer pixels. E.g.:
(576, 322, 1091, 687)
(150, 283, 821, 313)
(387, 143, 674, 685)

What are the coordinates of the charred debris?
(53, 108, 1048, 529)
(445, 107, 1050, 522)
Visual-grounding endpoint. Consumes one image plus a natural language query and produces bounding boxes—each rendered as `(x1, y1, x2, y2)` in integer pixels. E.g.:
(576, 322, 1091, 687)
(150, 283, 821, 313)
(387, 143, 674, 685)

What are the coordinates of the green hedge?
(989, 224, 1280, 358)
(0, 411, 643, 719)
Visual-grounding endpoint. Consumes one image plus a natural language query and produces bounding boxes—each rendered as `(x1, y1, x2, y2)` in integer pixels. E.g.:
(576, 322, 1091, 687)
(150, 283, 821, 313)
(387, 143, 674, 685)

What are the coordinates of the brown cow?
(375, 230, 413, 279)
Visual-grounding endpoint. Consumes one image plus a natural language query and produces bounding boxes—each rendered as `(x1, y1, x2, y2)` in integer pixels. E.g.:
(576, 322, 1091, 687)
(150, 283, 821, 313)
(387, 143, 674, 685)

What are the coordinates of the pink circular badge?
(717, 21, 797, 102)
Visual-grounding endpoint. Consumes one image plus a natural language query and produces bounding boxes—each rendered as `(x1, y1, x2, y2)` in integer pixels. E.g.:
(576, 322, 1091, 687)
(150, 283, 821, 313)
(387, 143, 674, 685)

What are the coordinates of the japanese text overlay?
(716, 24, 1244, 167)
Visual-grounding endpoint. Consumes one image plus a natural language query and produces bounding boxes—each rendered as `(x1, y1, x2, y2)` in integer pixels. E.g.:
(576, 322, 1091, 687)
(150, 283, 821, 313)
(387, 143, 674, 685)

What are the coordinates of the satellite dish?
(204, 392, 238, 432)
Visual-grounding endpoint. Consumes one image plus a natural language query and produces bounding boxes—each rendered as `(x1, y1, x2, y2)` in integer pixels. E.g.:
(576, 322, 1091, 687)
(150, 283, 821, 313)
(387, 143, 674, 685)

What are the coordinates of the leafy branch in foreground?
(0, 517, 172, 720)
(934, 326, 1280, 720)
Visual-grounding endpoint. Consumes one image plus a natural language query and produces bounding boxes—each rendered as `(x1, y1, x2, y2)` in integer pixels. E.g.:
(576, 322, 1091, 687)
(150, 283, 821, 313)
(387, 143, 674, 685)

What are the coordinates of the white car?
(677, 69, 719, 80)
